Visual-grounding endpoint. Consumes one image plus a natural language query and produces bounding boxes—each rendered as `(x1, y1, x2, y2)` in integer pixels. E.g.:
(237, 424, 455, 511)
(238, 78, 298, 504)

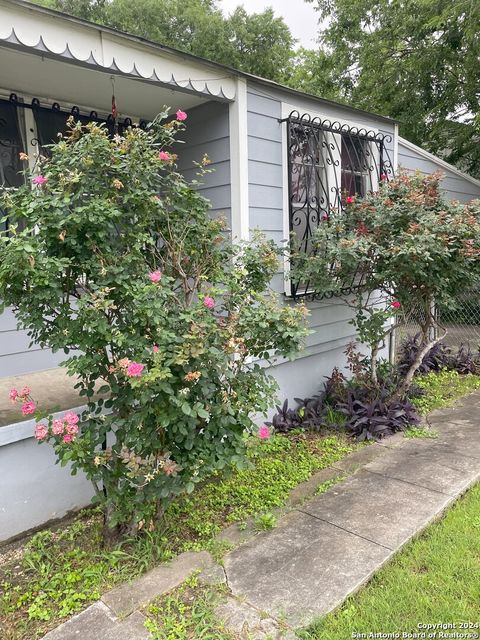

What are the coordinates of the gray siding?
(246, 81, 396, 402)
(175, 100, 231, 229)
(0, 307, 65, 377)
(398, 138, 480, 202)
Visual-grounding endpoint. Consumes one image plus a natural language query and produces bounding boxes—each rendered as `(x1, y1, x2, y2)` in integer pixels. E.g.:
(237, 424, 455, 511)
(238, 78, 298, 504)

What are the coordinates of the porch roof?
(0, 0, 397, 125)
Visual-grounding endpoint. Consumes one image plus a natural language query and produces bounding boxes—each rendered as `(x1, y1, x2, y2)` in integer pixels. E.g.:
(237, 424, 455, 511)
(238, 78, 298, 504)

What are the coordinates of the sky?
(219, 0, 319, 48)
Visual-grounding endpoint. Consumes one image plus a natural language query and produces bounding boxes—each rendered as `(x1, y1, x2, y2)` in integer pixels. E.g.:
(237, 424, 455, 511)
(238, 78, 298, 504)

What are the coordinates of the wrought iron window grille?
(280, 110, 394, 300)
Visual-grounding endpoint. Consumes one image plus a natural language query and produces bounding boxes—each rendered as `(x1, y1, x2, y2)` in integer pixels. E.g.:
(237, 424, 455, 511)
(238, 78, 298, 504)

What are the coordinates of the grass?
(0, 430, 357, 640)
(144, 574, 235, 640)
(298, 482, 480, 639)
(411, 369, 480, 415)
(403, 426, 439, 439)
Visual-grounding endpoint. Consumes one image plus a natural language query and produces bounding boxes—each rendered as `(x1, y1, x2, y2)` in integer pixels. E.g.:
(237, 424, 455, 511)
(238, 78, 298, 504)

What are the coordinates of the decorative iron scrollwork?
(281, 110, 394, 299)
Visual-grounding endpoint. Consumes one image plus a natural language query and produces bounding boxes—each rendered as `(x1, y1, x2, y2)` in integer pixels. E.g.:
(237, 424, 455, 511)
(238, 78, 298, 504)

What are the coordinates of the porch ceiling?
(0, 46, 212, 120)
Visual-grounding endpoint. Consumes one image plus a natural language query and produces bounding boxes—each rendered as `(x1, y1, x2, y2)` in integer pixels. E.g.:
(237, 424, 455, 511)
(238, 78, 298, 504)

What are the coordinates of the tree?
(1, 113, 308, 538)
(294, 172, 480, 395)
(226, 7, 295, 84)
(305, 0, 480, 177)
(32, 0, 296, 84)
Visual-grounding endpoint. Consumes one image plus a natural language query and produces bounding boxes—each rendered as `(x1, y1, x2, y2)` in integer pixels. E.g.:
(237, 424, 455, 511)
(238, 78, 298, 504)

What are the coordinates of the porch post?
(229, 77, 249, 242)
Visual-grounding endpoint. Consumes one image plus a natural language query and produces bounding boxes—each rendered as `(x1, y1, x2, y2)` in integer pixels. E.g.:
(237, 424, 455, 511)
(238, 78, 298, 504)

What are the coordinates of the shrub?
(0, 113, 308, 537)
(398, 335, 480, 376)
(294, 171, 480, 395)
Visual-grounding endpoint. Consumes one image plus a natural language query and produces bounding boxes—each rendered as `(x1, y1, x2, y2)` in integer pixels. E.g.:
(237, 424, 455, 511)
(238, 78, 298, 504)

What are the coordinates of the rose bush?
(0, 111, 308, 537)
(294, 171, 480, 394)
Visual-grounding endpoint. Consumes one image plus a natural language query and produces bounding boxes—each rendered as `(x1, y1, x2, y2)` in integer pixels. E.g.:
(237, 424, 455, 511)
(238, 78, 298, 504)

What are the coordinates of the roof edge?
(4, 0, 397, 126)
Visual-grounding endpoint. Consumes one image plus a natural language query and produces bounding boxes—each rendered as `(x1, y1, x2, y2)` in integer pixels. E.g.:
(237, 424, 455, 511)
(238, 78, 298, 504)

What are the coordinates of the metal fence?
(392, 291, 480, 361)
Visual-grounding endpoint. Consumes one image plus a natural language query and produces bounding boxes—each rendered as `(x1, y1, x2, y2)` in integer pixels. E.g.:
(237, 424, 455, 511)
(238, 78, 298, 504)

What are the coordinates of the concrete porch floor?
(0, 368, 89, 427)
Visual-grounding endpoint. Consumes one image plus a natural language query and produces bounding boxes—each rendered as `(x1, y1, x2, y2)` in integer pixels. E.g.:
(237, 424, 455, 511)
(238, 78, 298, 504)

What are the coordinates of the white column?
(229, 77, 249, 242)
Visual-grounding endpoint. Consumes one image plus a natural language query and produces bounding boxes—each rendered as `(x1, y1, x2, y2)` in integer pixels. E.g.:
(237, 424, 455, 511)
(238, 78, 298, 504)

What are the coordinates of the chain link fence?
(392, 290, 480, 362)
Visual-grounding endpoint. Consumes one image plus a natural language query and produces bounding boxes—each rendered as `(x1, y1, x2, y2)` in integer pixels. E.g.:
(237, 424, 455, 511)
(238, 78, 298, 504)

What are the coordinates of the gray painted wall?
(0, 408, 94, 542)
(398, 138, 480, 202)
(0, 307, 65, 377)
(246, 81, 396, 403)
(175, 100, 231, 230)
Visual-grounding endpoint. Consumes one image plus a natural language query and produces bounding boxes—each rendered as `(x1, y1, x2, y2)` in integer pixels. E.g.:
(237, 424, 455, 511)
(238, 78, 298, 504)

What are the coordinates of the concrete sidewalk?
(223, 393, 480, 633)
(42, 392, 480, 639)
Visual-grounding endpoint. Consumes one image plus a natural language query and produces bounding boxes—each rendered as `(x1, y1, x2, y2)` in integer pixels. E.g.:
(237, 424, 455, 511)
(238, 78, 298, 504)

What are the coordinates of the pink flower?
(203, 296, 215, 309)
(153, 345, 160, 353)
(20, 386, 31, 398)
(149, 270, 162, 283)
(127, 362, 145, 377)
(32, 175, 48, 186)
(346, 196, 355, 204)
(391, 301, 401, 309)
(258, 426, 270, 440)
(63, 434, 74, 443)
(158, 151, 171, 161)
(9, 388, 18, 403)
(64, 411, 79, 425)
(34, 424, 48, 440)
(176, 110, 187, 121)
(52, 419, 65, 435)
(21, 401, 36, 416)
(66, 422, 79, 435)
(380, 173, 388, 181)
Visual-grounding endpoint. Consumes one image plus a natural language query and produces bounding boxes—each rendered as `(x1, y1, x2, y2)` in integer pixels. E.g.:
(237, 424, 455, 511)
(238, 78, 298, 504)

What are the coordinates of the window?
(0, 99, 26, 231)
(283, 110, 394, 298)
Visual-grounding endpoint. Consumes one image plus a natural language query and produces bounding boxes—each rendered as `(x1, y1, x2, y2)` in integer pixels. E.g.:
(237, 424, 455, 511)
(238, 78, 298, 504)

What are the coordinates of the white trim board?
(398, 136, 480, 189)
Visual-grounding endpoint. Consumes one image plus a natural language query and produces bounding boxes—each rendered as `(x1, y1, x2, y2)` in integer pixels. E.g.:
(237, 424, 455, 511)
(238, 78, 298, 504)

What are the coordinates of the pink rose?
(380, 173, 388, 181)
(391, 301, 401, 309)
(203, 296, 215, 309)
(9, 388, 18, 403)
(34, 424, 48, 440)
(153, 345, 160, 353)
(20, 386, 31, 398)
(21, 401, 36, 416)
(149, 270, 162, 283)
(52, 419, 65, 435)
(258, 426, 270, 440)
(176, 110, 187, 121)
(158, 151, 171, 161)
(127, 362, 145, 377)
(346, 196, 355, 204)
(64, 411, 79, 425)
(32, 175, 48, 185)
(66, 422, 79, 435)
(63, 434, 74, 443)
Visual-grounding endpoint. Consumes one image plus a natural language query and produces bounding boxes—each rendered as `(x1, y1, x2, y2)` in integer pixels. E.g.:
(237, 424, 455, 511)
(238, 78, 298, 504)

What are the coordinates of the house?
(1, 0, 479, 541)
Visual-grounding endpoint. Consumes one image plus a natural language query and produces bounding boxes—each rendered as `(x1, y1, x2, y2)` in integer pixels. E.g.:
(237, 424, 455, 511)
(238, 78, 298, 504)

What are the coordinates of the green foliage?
(0, 114, 308, 535)
(166, 433, 355, 542)
(305, 0, 480, 178)
(300, 482, 480, 638)
(314, 475, 345, 495)
(295, 172, 480, 392)
(144, 575, 234, 640)
(0, 431, 356, 639)
(410, 370, 480, 416)
(253, 512, 277, 531)
(403, 426, 439, 440)
(32, 0, 295, 84)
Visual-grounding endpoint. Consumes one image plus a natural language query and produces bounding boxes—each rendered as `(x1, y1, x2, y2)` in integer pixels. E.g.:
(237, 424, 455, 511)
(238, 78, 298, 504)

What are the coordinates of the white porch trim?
(229, 77, 249, 241)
